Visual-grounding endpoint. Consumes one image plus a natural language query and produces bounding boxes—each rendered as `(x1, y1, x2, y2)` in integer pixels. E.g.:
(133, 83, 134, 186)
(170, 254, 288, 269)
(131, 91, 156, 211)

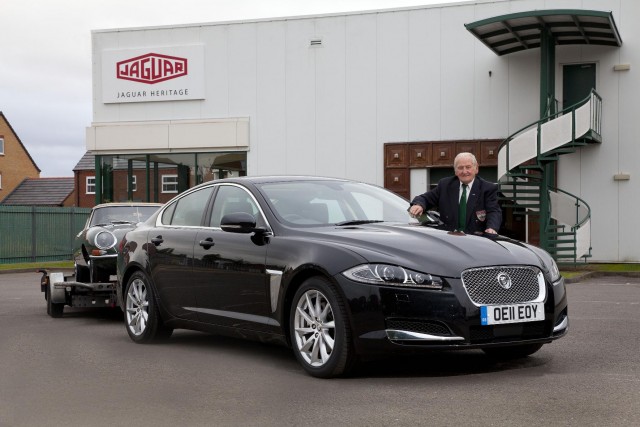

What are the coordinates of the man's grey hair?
(453, 152, 478, 169)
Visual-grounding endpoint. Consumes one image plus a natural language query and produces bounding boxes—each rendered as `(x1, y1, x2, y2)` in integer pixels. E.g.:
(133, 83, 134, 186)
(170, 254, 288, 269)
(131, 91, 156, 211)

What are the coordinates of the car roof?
(92, 202, 163, 209)
(210, 175, 352, 185)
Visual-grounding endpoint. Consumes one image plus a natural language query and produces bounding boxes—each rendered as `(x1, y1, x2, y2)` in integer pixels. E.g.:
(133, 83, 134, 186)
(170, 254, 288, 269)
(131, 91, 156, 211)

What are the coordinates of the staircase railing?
(497, 89, 601, 263)
(498, 89, 602, 180)
(547, 187, 592, 261)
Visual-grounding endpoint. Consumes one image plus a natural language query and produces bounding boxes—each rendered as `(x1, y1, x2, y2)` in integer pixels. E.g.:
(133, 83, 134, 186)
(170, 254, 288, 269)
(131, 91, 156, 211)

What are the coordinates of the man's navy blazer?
(410, 176, 502, 234)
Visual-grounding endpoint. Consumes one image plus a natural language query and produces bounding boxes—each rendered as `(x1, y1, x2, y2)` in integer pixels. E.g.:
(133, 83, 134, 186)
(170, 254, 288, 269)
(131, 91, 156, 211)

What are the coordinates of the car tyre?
(482, 343, 544, 359)
(124, 271, 173, 343)
(46, 287, 64, 318)
(290, 277, 356, 378)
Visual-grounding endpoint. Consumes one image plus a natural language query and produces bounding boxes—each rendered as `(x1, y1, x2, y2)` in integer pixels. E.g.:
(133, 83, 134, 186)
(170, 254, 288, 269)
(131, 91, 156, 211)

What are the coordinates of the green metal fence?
(0, 206, 91, 264)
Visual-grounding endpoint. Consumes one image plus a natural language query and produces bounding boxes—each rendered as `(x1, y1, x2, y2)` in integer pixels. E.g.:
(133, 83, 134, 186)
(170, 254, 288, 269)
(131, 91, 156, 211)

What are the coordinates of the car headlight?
(529, 245, 562, 283)
(94, 231, 117, 250)
(548, 257, 561, 283)
(342, 264, 443, 289)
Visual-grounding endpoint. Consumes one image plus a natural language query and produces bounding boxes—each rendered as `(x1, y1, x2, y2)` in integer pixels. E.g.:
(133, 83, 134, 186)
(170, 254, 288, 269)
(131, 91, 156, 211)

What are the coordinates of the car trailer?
(38, 269, 118, 318)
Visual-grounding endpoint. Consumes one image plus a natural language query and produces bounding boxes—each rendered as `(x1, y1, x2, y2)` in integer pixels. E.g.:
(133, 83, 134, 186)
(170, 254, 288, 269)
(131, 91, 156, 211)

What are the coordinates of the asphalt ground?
(0, 272, 638, 426)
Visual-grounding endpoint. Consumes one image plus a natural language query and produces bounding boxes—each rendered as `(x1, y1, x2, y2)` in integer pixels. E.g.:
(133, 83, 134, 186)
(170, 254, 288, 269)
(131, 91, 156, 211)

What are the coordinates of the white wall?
(91, 0, 638, 261)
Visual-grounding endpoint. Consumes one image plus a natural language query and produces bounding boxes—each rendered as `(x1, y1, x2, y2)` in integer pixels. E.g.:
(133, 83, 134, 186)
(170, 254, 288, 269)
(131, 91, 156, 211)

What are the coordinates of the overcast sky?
(1, 0, 462, 177)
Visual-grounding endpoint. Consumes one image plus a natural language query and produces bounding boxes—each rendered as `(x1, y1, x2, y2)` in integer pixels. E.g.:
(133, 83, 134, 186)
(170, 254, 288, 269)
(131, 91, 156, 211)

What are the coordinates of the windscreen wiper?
(335, 220, 384, 226)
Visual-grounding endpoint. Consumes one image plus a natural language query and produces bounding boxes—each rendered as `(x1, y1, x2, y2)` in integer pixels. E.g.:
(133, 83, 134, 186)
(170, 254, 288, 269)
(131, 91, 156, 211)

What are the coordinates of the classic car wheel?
(46, 287, 64, 318)
(124, 271, 173, 343)
(290, 277, 355, 378)
(482, 343, 544, 359)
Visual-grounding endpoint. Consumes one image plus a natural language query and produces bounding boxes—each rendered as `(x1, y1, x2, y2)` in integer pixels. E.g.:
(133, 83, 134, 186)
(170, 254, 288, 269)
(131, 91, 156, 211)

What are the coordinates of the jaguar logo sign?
(103, 46, 204, 103)
(117, 53, 188, 84)
(496, 272, 512, 290)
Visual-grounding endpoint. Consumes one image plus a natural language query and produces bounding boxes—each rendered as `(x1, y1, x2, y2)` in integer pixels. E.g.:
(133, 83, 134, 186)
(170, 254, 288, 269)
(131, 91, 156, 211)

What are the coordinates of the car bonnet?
(301, 223, 543, 278)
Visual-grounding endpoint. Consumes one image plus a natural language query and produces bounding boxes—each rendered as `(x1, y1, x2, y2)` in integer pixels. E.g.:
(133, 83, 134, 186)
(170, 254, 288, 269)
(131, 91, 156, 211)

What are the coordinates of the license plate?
(480, 303, 544, 325)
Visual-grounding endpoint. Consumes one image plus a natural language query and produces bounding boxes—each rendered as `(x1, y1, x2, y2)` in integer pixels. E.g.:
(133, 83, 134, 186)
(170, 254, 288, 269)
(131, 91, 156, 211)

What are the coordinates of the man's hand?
(484, 228, 497, 234)
(409, 204, 424, 217)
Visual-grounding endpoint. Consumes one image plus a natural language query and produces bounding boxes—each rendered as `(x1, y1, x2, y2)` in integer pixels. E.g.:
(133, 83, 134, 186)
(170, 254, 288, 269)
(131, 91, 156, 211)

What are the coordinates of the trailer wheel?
(46, 287, 64, 318)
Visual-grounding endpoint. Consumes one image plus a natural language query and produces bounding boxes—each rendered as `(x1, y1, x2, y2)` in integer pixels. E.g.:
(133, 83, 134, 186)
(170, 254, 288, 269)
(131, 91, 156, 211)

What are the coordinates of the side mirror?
(418, 210, 444, 227)
(220, 212, 257, 233)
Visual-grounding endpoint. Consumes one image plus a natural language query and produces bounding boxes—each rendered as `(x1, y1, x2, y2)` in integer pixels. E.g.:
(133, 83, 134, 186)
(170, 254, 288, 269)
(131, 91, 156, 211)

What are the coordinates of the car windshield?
(89, 205, 160, 227)
(257, 180, 418, 227)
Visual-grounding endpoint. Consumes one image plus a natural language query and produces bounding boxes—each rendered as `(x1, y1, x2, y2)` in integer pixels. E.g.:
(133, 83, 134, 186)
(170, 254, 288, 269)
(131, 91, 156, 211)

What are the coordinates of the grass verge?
(0, 261, 74, 271)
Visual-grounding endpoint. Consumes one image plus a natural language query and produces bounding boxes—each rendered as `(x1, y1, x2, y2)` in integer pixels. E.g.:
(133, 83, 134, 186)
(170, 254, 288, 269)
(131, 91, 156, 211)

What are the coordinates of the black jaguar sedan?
(117, 176, 568, 378)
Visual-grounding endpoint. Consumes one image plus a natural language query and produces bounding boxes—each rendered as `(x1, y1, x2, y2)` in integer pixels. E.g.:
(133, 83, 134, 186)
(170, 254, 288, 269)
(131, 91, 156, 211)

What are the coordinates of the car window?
(90, 205, 159, 226)
(258, 180, 416, 227)
(351, 192, 383, 220)
(209, 185, 261, 228)
(163, 186, 214, 226)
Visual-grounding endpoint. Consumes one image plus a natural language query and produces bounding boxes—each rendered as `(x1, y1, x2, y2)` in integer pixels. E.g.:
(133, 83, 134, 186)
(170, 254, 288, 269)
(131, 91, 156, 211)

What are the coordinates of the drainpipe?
(94, 155, 102, 206)
(539, 26, 556, 251)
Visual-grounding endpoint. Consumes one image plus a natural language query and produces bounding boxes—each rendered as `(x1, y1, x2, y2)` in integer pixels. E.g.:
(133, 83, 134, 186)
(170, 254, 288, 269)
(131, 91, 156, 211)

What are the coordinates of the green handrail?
(499, 88, 602, 175)
(549, 186, 592, 231)
(498, 89, 599, 262)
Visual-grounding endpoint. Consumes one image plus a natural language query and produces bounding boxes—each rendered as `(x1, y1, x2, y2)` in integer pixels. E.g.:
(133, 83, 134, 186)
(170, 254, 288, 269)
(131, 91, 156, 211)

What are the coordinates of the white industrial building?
(87, 0, 638, 263)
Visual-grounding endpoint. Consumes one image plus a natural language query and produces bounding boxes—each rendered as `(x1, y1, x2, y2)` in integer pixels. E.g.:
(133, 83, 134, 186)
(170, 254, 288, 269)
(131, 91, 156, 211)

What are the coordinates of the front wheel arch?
(281, 268, 348, 347)
(118, 263, 146, 308)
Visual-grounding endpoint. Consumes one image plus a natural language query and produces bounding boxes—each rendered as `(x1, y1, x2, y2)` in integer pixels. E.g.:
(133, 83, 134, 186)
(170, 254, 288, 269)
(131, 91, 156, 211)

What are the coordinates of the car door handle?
(151, 236, 164, 246)
(199, 237, 215, 249)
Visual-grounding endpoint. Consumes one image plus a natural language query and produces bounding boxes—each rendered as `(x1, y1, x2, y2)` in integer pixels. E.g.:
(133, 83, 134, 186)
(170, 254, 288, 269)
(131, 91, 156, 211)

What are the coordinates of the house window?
(162, 175, 178, 193)
(86, 176, 96, 194)
(0, 137, 4, 155)
(128, 175, 137, 192)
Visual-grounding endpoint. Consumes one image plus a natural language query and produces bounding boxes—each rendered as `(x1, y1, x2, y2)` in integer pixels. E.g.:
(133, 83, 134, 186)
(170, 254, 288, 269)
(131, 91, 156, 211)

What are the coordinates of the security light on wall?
(614, 173, 631, 181)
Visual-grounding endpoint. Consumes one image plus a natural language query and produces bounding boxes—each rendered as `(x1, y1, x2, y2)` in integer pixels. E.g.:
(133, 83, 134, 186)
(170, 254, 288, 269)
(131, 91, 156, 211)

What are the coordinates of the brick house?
(0, 111, 41, 202)
(73, 152, 180, 208)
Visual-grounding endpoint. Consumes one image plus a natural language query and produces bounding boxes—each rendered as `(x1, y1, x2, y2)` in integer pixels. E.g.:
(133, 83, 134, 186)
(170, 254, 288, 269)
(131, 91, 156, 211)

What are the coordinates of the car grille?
(461, 266, 543, 306)
(386, 319, 452, 336)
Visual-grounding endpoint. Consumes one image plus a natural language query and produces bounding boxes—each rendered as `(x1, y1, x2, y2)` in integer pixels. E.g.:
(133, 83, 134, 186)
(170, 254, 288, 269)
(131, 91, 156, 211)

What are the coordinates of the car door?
(147, 186, 214, 320)
(191, 184, 273, 331)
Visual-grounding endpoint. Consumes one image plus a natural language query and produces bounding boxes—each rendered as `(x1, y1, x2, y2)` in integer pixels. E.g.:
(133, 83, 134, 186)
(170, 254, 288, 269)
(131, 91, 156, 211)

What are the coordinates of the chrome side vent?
(309, 38, 323, 47)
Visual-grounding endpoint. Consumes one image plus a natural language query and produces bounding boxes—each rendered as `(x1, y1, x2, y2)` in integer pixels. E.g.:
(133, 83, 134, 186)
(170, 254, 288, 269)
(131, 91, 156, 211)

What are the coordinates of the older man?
(409, 152, 502, 234)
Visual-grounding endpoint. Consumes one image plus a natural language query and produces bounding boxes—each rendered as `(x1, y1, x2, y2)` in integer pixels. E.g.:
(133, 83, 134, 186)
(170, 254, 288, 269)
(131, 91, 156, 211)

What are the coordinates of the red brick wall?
(74, 168, 180, 207)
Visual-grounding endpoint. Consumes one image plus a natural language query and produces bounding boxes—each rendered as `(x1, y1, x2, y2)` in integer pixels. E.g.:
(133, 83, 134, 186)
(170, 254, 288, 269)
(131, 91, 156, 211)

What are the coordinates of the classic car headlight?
(342, 264, 443, 289)
(94, 231, 117, 250)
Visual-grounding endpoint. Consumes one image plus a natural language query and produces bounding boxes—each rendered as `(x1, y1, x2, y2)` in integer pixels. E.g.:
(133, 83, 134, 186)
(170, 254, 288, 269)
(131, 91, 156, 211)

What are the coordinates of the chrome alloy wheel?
(126, 278, 149, 336)
(293, 289, 336, 367)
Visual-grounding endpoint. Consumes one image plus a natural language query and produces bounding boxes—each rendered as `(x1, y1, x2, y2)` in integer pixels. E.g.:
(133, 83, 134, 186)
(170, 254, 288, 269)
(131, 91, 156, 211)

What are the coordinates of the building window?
(86, 176, 96, 194)
(0, 137, 4, 155)
(162, 175, 178, 193)
(128, 175, 137, 192)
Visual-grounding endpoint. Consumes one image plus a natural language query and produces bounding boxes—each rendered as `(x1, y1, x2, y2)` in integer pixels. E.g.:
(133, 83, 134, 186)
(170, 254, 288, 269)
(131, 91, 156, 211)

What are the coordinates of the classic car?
(117, 176, 568, 378)
(40, 202, 162, 317)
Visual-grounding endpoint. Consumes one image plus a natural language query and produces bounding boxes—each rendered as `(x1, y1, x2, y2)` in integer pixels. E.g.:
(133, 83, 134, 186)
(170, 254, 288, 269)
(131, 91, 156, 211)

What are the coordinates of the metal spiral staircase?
(498, 89, 602, 263)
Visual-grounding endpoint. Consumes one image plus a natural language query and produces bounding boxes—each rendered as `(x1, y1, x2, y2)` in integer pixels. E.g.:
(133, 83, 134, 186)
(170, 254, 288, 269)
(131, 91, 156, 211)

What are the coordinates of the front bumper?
(335, 274, 569, 356)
